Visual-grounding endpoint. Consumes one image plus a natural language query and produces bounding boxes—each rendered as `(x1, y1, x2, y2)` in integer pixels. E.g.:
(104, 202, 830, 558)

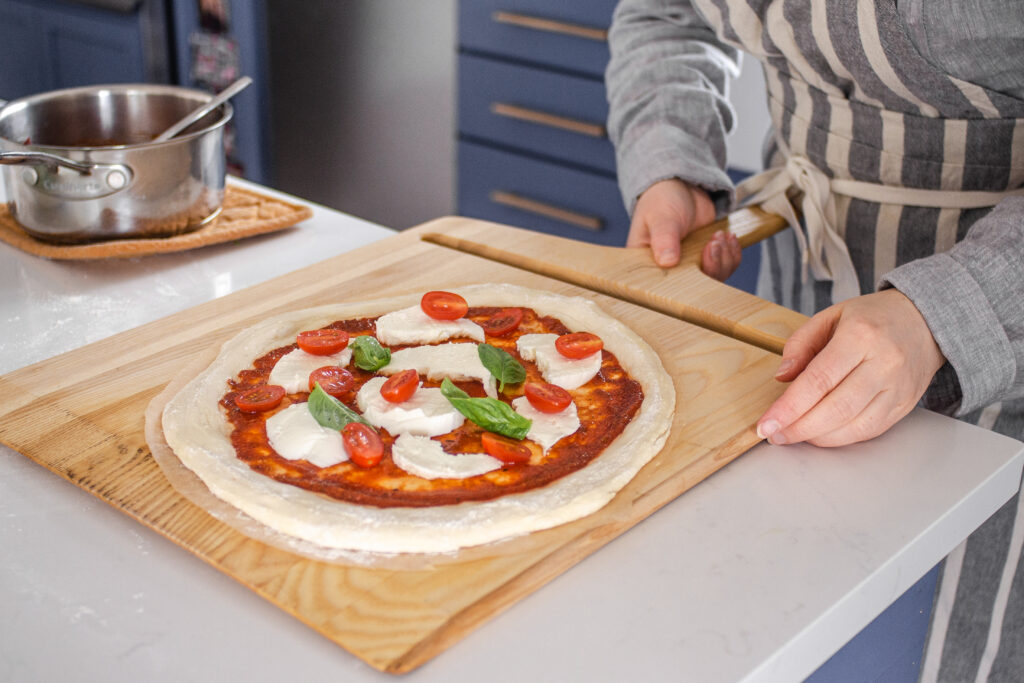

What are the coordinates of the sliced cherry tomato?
(555, 332, 603, 360)
(296, 328, 349, 356)
(421, 290, 468, 320)
(308, 366, 355, 397)
(524, 382, 572, 414)
(342, 422, 384, 468)
(234, 384, 285, 412)
(480, 307, 524, 337)
(481, 432, 532, 465)
(380, 369, 419, 403)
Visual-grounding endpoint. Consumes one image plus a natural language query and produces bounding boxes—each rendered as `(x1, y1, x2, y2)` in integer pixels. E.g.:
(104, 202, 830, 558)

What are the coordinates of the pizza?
(156, 284, 674, 555)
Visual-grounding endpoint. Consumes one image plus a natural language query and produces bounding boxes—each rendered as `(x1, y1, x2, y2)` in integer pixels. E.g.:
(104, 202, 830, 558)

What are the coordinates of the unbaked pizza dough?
(159, 284, 674, 555)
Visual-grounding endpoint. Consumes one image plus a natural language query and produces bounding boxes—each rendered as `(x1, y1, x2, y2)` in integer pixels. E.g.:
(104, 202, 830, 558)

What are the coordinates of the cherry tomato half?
(309, 366, 355, 398)
(421, 290, 468, 321)
(555, 332, 603, 360)
(342, 422, 384, 468)
(481, 432, 532, 465)
(524, 382, 572, 414)
(380, 369, 419, 404)
(480, 307, 524, 337)
(296, 328, 349, 356)
(234, 384, 285, 413)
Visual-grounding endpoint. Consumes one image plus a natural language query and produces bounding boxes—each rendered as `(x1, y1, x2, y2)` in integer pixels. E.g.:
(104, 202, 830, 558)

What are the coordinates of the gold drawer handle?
(491, 102, 607, 138)
(489, 190, 603, 232)
(492, 10, 608, 42)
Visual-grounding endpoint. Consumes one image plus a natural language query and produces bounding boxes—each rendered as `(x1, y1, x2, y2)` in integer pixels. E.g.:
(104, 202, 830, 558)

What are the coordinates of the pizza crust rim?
(159, 283, 675, 555)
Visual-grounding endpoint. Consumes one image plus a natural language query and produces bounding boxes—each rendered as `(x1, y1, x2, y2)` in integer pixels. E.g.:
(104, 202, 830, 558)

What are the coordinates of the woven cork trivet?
(0, 183, 313, 260)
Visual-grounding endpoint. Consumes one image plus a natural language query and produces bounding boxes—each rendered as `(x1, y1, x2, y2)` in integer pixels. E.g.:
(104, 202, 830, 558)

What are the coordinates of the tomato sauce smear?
(219, 307, 643, 508)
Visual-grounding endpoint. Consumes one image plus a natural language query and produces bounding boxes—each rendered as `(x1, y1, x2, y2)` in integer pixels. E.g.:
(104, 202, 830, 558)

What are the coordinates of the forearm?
(606, 0, 740, 216)
(880, 197, 1024, 415)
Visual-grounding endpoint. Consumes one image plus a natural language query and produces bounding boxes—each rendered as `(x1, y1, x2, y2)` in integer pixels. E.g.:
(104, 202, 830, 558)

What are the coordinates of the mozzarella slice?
(268, 347, 353, 394)
(391, 434, 502, 480)
(356, 376, 465, 437)
(516, 333, 601, 390)
(382, 342, 497, 398)
(512, 396, 580, 452)
(375, 305, 484, 345)
(265, 402, 348, 468)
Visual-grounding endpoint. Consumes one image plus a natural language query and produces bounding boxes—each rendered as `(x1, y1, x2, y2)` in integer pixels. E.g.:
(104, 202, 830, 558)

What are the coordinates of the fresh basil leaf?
(440, 377, 531, 440)
(308, 383, 372, 430)
(451, 396, 532, 440)
(350, 335, 391, 371)
(478, 343, 526, 393)
(440, 377, 470, 401)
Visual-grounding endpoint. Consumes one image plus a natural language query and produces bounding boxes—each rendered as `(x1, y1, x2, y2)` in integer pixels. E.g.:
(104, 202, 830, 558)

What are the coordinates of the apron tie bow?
(736, 155, 861, 303)
(734, 153, 1024, 304)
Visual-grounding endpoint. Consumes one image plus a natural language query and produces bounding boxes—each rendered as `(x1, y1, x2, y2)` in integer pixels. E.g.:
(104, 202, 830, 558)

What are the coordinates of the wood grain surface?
(0, 221, 791, 673)
(419, 210, 806, 354)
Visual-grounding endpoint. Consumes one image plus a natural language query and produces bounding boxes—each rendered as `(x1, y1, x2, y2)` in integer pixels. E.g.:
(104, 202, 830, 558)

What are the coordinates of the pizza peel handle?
(417, 206, 806, 355)
(675, 205, 789, 268)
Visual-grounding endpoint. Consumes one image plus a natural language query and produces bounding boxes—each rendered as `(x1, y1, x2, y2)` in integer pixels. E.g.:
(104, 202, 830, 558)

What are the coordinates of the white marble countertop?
(1, 179, 1022, 682)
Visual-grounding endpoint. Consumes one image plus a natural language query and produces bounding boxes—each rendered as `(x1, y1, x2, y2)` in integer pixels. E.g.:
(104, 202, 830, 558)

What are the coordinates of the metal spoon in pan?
(152, 76, 252, 143)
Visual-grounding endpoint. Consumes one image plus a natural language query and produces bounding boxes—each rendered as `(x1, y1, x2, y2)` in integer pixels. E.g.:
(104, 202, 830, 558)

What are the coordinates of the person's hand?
(756, 289, 946, 447)
(628, 179, 740, 279)
(701, 229, 743, 281)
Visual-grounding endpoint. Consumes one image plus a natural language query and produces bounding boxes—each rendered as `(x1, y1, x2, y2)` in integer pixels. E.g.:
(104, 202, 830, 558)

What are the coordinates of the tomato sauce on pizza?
(220, 306, 643, 508)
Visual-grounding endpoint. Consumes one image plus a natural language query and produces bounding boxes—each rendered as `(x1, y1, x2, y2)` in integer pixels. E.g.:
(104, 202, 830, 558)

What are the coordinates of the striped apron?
(688, 0, 1024, 680)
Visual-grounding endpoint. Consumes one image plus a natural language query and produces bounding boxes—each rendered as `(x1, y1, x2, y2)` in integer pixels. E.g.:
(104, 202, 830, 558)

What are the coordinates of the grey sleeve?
(880, 197, 1024, 416)
(605, 0, 741, 216)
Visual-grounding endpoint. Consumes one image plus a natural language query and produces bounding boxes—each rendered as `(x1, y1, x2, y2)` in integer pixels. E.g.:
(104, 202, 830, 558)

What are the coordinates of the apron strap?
(831, 178, 1024, 208)
(736, 155, 861, 302)
(736, 156, 1024, 303)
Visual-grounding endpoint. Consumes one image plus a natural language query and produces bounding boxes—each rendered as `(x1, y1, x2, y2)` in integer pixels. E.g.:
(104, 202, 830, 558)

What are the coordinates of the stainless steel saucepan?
(0, 83, 232, 244)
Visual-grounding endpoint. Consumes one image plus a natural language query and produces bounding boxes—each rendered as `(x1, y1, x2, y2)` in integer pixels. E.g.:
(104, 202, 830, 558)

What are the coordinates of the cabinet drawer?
(458, 53, 615, 174)
(457, 140, 628, 246)
(458, 0, 617, 78)
(0, 0, 41, 98)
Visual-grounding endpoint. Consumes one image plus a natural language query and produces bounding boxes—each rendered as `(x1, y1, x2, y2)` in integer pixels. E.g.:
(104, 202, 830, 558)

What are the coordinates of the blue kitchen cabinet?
(458, 0, 613, 78)
(455, 0, 760, 294)
(0, 0, 164, 100)
(458, 139, 626, 246)
(0, 0, 46, 98)
(0, 0, 269, 184)
(456, 0, 628, 249)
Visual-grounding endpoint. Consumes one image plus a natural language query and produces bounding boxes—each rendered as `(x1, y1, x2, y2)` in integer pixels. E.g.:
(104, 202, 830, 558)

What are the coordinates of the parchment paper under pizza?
(152, 284, 675, 557)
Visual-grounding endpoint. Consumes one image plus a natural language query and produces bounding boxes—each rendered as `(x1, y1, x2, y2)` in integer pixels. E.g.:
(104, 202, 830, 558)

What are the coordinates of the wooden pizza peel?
(0, 209, 804, 673)
(418, 206, 806, 354)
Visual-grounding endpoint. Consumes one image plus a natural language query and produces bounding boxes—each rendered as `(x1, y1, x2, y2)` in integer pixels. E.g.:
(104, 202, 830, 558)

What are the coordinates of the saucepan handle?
(0, 151, 133, 200)
(1, 150, 95, 173)
(1, 95, 133, 199)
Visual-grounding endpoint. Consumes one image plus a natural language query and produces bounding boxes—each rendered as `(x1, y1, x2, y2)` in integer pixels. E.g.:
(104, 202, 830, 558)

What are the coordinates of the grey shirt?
(605, 0, 1024, 419)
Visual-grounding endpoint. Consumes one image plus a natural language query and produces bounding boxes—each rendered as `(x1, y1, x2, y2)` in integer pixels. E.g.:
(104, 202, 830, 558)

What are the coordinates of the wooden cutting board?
(0, 217, 802, 673)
